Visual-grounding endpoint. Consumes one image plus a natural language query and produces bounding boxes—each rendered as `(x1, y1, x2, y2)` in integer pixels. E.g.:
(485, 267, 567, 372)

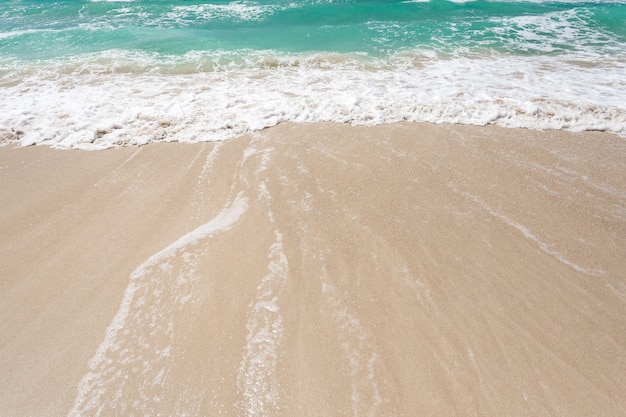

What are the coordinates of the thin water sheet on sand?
(0, 122, 625, 417)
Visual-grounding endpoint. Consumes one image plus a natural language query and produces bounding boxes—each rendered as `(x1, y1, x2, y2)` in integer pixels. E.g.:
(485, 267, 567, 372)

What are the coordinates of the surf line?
(68, 193, 249, 417)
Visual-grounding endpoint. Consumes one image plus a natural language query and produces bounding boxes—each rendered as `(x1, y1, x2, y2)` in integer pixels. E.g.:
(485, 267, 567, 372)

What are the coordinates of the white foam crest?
(488, 8, 618, 54)
(2, 51, 624, 149)
(0, 23, 118, 42)
(490, 0, 626, 4)
(0, 28, 56, 40)
(165, 2, 279, 24)
(237, 230, 288, 417)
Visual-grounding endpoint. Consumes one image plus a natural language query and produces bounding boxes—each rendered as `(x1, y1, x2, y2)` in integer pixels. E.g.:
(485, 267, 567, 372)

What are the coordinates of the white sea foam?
(488, 8, 618, 54)
(237, 230, 288, 417)
(0, 28, 56, 40)
(166, 2, 279, 24)
(1, 50, 624, 149)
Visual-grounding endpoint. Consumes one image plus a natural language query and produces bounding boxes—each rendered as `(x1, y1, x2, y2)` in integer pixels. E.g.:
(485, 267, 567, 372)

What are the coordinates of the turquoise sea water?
(1, 0, 625, 148)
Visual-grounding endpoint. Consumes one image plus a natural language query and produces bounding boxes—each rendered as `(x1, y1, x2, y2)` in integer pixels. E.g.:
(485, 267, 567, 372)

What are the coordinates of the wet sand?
(1, 122, 625, 417)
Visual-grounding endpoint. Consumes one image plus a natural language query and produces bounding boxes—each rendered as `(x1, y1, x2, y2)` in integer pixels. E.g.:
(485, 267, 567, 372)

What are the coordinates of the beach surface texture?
(1, 122, 625, 416)
(2, 0, 626, 415)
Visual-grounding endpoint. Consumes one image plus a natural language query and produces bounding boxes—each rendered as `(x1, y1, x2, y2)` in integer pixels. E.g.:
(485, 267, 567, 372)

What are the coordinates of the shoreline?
(4, 120, 626, 152)
(1, 122, 625, 416)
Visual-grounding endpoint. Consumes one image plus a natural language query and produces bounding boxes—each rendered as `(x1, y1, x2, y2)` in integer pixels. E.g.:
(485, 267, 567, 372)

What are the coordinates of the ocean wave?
(165, 2, 281, 24)
(1, 50, 624, 149)
(2, 0, 624, 149)
(487, 7, 621, 54)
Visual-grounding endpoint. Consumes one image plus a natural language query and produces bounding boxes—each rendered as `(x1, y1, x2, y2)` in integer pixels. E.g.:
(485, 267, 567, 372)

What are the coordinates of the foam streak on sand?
(321, 275, 383, 417)
(237, 142, 289, 416)
(69, 193, 248, 417)
(237, 230, 288, 417)
(464, 191, 601, 276)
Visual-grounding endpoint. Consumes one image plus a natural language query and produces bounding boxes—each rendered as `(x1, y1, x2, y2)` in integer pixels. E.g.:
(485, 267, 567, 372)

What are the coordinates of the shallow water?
(1, 0, 625, 148)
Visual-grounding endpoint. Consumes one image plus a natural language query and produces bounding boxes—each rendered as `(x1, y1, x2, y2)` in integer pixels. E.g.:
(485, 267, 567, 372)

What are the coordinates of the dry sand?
(1, 122, 625, 417)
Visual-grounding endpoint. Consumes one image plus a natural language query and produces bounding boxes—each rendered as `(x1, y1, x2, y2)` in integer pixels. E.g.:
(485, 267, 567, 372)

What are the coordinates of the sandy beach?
(1, 122, 625, 417)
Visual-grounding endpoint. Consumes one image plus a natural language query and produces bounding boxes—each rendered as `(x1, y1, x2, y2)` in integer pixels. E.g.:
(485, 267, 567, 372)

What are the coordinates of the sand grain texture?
(1, 123, 625, 417)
